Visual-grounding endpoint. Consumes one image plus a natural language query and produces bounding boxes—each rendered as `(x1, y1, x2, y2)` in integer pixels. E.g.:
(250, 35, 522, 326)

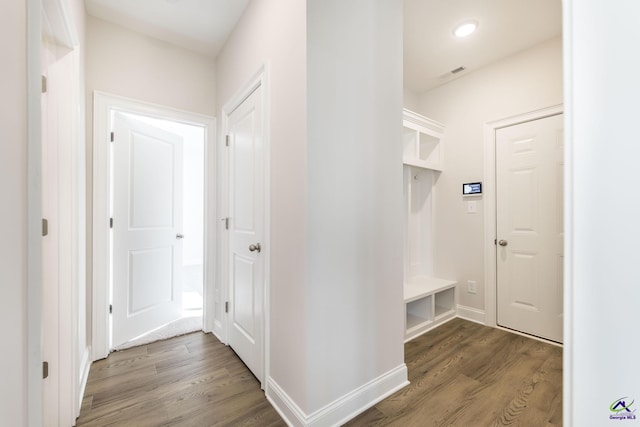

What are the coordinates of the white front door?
(227, 84, 265, 383)
(112, 112, 184, 348)
(496, 113, 564, 343)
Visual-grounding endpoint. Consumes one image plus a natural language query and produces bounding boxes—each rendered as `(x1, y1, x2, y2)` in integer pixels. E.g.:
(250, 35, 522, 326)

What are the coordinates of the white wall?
(403, 88, 419, 111)
(306, 0, 406, 417)
(86, 16, 216, 117)
(564, 1, 640, 424)
(0, 1, 29, 424)
(216, 0, 308, 414)
(417, 37, 563, 312)
(217, 1, 406, 423)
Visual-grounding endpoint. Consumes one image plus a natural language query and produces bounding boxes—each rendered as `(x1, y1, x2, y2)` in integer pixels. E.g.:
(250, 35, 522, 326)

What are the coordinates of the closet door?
(496, 113, 564, 343)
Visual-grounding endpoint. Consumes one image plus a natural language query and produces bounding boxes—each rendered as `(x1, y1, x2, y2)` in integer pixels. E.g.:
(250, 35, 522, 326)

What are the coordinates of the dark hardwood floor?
(76, 332, 285, 426)
(76, 318, 562, 426)
(346, 318, 562, 426)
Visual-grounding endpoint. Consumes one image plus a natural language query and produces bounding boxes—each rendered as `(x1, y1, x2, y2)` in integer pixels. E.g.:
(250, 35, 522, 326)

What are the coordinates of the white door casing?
(226, 83, 265, 383)
(495, 113, 564, 343)
(92, 93, 216, 361)
(111, 112, 184, 348)
(41, 45, 60, 425)
(42, 28, 84, 424)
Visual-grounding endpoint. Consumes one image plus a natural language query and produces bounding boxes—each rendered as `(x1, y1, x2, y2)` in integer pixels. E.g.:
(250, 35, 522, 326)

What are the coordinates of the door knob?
(498, 239, 508, 247)
(176, 233, 184, 240)
(249, 243, 261, 253)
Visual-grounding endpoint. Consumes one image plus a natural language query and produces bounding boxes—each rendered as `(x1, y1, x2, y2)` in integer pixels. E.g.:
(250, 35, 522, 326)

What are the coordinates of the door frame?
(483, 104, 563, 329)
(92, 92, 217, 359)
(218, 65, 270, 388)
(39, 0, 84, 423)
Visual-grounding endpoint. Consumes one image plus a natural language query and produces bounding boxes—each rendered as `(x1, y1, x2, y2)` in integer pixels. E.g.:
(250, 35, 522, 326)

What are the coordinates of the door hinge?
(225, 134, 230, 146)
(110, 131, 115, 142)
(42, 218, 49, 237)
(41, 75, 47, 94)
(110, 218, 113, 229)
(224, 217, 229, 230)
(225, 301, 229, 313)
(42, 361, 49, 379)
(109, 304, 113, 314)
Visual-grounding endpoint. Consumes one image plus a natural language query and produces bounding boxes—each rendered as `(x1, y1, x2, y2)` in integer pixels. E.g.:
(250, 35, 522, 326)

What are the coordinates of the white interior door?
(227, 85, 265, 383)
(112, 112, 184, 348)
(496, 113, 564, 343)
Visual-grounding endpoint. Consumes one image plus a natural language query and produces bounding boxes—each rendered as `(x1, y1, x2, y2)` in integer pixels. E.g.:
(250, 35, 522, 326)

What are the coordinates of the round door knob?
(498, 239, 508, 247)
(249, 243, 262, 253)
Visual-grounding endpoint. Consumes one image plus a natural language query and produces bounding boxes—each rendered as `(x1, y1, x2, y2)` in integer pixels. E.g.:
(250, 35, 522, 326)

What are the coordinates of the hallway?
(76, 332, 284, 426)
(77, 319, 562, 426)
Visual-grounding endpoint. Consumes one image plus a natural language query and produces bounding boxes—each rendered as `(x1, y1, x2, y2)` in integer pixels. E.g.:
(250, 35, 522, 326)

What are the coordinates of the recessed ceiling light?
(453, 21, 478, 38)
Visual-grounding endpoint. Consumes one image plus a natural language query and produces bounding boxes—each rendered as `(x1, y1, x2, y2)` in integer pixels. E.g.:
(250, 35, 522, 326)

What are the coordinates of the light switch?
(467, 200, 477, 214)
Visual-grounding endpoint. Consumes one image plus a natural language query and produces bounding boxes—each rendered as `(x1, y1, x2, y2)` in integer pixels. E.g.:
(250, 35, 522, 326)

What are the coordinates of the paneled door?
(227, 84, 265, 383)
(496, 113, 564, 343)
(112, 112, 184, 348)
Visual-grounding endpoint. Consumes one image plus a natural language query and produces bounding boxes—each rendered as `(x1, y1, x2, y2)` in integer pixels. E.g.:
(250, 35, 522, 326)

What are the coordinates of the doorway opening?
(92, 92, 216, 360)
(110, 112, 206, 351)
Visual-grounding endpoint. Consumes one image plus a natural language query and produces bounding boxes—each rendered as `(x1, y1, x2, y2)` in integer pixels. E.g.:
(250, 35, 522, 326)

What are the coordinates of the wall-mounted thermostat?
(463, 182, 482, 196)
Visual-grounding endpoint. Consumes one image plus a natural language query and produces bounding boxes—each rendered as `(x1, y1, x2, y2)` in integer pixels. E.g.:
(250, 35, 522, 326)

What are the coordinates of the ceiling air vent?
(450, 66, 466, 75)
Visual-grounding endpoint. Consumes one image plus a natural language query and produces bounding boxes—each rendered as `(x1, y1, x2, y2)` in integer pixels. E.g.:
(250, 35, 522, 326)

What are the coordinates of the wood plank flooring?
(76, 332, 285, 426)
(76, 318, 562, 426)
(346, 318, 562, 426)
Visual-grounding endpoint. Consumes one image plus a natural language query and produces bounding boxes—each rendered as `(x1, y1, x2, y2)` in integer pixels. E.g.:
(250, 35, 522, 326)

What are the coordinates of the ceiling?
(404, 0, 562, 93)
(84, 0, 562, 93)
(84, 0, 250, 57)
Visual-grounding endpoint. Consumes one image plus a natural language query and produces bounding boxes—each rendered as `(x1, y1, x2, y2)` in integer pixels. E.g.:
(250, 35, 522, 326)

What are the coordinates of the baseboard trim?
(309, 364, 409, 427)
(456, 305, 486, 325)
(266, 378, 306, 426)
(267, 364, 409, 427)
(210, 320, 224, 343)
(77, 346, 91, 417)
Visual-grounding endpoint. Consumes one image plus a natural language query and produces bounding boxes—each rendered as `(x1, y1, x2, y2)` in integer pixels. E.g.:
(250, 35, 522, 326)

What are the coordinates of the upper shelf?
(402, 108, 445, 171)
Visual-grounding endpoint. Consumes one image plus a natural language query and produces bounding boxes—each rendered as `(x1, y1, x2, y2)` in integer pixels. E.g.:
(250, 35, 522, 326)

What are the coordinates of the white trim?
(77, 347, 91, 411)
(215, 108, 228, 341)
(402, 108, 446, 133)
(27, 0, 43, 423)
(561, 3, 574, 424)
(263, 65, 272, 394)
(39, 2, 84, 422)
(495, 325, 563, 347)
(267, 365, 409, 427)
(91, 92, 216, 359)
(220, 65, 271, 388)
(266, 379, 306, 427)
(91, 93, 110, 359)
(456, 305, 486, 325)
(483, 104, 563, 329)
(310, 364, 408, 427)
(42, 0, 78, 48)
